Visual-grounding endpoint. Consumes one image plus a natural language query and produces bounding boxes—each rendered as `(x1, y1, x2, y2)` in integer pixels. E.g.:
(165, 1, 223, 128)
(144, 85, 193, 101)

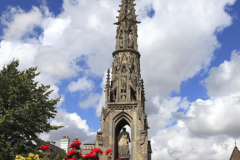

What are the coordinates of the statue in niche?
(122, 65, 127, 73)
(119, 30, 123, 48)
(121, 76, 126, 91)
(121, 76, 127, 102)
(121, 95, 126, 102)
(128, 30, 133, 48)
(114, 65, 120, 73)
(118, 128, 131, 158)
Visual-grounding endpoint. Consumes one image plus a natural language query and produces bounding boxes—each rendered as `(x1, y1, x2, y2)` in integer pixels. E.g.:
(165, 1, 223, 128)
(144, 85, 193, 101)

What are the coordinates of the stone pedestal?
(119, 157, 130, 160)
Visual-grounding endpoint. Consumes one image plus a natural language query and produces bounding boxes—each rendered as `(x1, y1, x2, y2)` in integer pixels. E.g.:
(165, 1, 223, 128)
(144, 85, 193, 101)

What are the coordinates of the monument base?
(119, 156, 130, 160)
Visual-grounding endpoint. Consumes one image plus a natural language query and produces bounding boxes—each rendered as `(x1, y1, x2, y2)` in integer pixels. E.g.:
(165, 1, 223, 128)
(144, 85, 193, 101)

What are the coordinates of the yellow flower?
(28, 153, 34, 157)
(15, 154, 26, 160)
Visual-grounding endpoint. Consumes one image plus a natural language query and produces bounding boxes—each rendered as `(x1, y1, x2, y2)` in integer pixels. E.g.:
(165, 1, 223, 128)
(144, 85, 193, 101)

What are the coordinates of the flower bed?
(15, 141, 123, 160)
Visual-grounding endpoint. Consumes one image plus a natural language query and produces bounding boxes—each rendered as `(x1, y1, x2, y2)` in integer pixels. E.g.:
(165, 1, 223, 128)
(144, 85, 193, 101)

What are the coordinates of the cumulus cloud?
(137, 0, 235, 114)
(68, 77, 94, 92)
(204, 50, 240, 96)
(1, 6, 42, 40)
(148, 96, 189, 136)
(173, 51, 240, 137)
(79, 69, 109, 116)
(79, 93, 101, 109)
(151, 124, 236, 160)
(150, 50, 240, 159)
(38, 109, 96, 148)
(0, 40, 38, 70)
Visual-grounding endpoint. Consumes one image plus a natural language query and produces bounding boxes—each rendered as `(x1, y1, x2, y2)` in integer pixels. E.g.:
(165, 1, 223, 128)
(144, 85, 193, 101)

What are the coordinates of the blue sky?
(1, 0, 240, 159)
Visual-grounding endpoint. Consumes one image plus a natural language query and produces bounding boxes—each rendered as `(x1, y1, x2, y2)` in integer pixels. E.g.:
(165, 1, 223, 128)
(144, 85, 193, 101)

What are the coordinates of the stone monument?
(95, 0, 152, 160)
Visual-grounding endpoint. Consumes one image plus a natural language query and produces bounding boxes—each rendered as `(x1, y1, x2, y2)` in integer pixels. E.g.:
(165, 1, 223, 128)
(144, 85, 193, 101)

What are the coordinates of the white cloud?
(151, 124, 236, 160)
(172, 51, 240, 137)
(138, 0, 235, 114)
(35, 46, 81, 79)
(0, 40, 38, 70)
(79, 69, 109, 116)
(150, 50, 240, 159)
(204, 50, 240, 96)
(79, 93, 101, 109)
(68, 77, 94, 92)
(39, 109, 96, 148)
(1, 6, 42, 40)
(40, 17, 71, 48)
(148, 96, 188, 137)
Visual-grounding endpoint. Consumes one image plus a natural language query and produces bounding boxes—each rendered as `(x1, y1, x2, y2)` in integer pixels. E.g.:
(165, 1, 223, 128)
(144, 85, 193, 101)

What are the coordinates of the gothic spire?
(114, 0, 141, 51)
(114, 0, 140, 25)
(230, 142, 240, 160)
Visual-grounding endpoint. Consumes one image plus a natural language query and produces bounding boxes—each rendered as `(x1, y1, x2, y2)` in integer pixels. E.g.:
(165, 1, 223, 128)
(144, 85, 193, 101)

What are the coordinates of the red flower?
(116, 158, 123, 160)
(84, 153, 92, 159)
(105, 149, 113, 155)
(67, 150, 75, 157)
(76, 151, 82, 159)
(90, 148, 103, 155)
(70, 140, 82, 149)
(65, 158, 75, 160)
(91, 154, 98, 160)
(40, 144, 50, 151)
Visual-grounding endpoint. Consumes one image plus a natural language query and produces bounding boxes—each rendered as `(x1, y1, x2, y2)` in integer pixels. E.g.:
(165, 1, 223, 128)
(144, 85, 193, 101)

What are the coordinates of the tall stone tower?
(95, 0, 152, 160)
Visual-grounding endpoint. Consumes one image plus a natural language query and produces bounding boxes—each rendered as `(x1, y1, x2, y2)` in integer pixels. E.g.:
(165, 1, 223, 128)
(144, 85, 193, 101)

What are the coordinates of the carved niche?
(119, 29, 124, 49)
(121, 64, 127, 73)
(128, 29, 134, 49)
(97, 131, 103, 146)
(120, 76, 127, 102)
(113, 54, 121, 74)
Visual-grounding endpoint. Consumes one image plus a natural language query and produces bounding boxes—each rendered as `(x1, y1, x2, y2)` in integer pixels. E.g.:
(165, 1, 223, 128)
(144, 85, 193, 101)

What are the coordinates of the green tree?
(0, 59, 63, 159)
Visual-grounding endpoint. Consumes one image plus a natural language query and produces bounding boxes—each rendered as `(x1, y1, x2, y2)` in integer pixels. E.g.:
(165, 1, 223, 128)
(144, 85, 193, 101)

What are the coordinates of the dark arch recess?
(114, 112, 132, 160)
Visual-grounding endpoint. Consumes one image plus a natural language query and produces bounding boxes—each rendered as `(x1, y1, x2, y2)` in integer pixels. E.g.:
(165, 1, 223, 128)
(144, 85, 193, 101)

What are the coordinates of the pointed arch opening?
(115, 118, 131, 160)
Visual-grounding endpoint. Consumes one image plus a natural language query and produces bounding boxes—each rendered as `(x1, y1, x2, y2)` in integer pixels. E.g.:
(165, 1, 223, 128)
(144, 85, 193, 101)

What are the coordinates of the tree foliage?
(0, 59, 63, 159)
